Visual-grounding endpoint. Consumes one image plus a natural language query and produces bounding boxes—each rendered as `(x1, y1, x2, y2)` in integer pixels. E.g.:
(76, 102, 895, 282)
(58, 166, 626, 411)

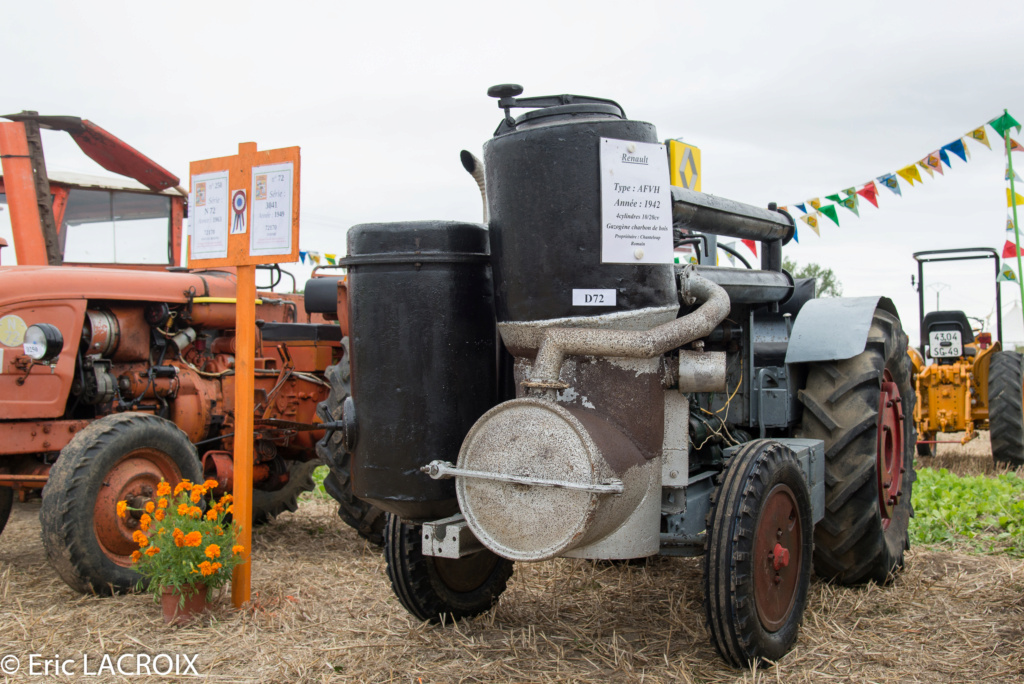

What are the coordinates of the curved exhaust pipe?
(460, 150, 487, 223)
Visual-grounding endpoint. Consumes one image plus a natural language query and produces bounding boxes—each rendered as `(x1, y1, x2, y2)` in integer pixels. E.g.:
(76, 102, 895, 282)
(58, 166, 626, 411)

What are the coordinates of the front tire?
(797, 308, 916, 585)
(987, 351, 1024, 467)
(40, 413, 203, 594)
(383, 513, 513, 623)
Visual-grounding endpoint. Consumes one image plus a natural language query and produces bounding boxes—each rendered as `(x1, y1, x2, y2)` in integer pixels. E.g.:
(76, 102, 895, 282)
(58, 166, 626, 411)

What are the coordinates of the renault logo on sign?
(668, 140, 701, 192)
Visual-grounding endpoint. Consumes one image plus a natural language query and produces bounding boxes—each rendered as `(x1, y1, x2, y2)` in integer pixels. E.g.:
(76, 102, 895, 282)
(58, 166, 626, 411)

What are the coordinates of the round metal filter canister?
(455, 398, 650, 561)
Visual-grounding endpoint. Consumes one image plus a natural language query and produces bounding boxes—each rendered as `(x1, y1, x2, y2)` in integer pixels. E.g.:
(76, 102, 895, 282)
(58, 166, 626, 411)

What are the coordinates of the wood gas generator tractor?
(315, 85, 918, 667)
(909, 247, 1024, 466)
(0, 112, 345, 594)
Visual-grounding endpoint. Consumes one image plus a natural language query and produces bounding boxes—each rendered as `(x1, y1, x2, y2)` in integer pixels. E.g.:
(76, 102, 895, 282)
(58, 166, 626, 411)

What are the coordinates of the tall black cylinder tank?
(483, 98, 679, 323)
(344, 221, 495, 520)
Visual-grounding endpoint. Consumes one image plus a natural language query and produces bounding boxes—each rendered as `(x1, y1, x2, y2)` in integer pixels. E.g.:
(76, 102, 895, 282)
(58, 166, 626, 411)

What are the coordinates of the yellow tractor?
(909, 248, 1024, 466)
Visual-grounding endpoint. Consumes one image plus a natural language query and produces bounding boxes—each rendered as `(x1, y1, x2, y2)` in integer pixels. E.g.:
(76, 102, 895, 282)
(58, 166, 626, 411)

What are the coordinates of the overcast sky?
(2, 0, 1023, 343)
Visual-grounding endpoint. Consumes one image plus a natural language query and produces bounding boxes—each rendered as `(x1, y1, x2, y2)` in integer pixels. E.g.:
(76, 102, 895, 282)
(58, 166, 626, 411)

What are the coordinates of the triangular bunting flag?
(1007, 166, 1023, 183)
(924, 152, 944, 176)
(967, 126, 992, 150)
(742, 239, 758, 256)
(795, 203, 807, 214)
(299, 250, 307, 264)
(838, 195, 859, 216)
(722, 241, 736, 266)
(818, 204, 840, 227)
(309, 251, 322, 265)
(793, 227, 799, 244)
(942, 139, 968, 163)
(998, 262, 1018, 282)
(938, 148, 951, 168)
(857, 181, 879, 208)
(1009, 137, 1024, 153)
(825, 193, 842, 203)
(325, 253, 337, 265)
(897, 164, 922, 186)
(877, 173, 902, 196)
(1003, 239, 1020, 259)
(842, 187, 856, 197)
(809, 198, 822, 210)
(989, 112, 1022, 138)
(1008, 188, 1024, 207)
(918, 160, 934, 178)
(799, 213, 820, 236)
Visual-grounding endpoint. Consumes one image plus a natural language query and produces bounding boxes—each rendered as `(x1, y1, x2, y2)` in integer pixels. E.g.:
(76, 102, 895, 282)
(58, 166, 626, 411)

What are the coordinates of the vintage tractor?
(0, 112, 342, 593)
(909, 248, 1024, 466)
(315, 85, 917, 666)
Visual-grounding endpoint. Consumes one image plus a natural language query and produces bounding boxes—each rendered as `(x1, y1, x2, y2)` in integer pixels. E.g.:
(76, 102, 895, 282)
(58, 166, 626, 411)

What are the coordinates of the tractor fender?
(785, 296, 900, 364)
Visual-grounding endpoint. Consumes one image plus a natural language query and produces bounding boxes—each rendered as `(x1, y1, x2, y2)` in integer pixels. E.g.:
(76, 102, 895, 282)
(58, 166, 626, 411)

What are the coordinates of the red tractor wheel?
(797, 308, 916, 584)
(41, 413, 202, 594)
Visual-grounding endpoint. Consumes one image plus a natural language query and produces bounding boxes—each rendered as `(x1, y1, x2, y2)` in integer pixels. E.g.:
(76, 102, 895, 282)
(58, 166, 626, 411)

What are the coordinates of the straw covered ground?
(1, 437, 1023, 683)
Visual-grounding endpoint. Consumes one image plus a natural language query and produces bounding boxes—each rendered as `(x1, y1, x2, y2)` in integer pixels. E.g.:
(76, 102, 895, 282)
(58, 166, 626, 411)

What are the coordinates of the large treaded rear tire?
(384, 513, 513, 623)
(252, 458, 323, 525)
(704, 441, 813, 667)
(796, 309, 916, 585)
(40, 413, 203, 594)
(987, 351, 1024, 467)
(316, 346, 386, 546)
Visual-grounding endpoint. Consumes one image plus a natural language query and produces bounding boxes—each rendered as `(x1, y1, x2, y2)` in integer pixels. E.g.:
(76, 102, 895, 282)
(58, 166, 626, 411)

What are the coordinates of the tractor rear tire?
(252, 458, 323, 525)
(796, 308, 916, 585)
(316, 348, 386, 546)
(40, 413, 203, 595)
(383, 513, 513, 623)
(0, 485, 12, 537)
(987, 351, 1024, 467)
(704, 440, 813, 667)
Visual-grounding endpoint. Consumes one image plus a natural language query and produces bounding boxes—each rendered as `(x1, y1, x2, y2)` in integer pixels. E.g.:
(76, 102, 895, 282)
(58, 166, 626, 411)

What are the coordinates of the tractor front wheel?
(383, 513, 513, 623)
(40, 413, 202, 594)
(987, 351, 1024, 467)
(704, 440, 813, 666)
(797, 308, 916, 585)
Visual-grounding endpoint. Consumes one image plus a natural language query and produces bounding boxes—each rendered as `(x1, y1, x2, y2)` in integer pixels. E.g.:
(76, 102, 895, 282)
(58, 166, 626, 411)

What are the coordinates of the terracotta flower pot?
(161, 584, 209, 625)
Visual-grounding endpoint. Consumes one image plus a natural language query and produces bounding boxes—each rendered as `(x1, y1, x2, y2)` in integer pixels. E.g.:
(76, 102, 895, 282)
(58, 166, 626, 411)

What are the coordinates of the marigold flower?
(177, 503, 189, 516)
(139, 513, 152, 532)
(198, 560, 217, 577)
(184, 531, 202, 547)
(116, 500, 128, 519)
(144, 501, 155, 514)
(173, 528, 185, 547)
(203, 479, 219, 490)
(131, 550, 142, 563)
(190, 488, 202, 504)
(156, 481, 172, 497)
(157, 498, 168, 509)
(220, 494, 233, 505)
(154, 509, 165, 522)
(225, 505, 233, 516)
(232, 545, 244, 556)
(173, 480, 193, 496)
(206, 509, 218, 521)
(205, 544, 220, 559)
(145, 546, 159, 557)
(211, 562, 221, 572)
(189, 506, 202, 519)
(132, 530, 149, 548)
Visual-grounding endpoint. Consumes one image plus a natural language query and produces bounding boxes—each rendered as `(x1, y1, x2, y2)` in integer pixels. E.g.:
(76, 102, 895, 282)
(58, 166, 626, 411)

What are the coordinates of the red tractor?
(0, 112, 344, 594)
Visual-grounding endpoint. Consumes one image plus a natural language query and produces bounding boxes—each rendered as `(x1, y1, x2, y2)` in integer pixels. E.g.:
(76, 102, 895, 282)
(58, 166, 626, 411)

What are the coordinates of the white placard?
(189, 171, 230, 260)
(250, 162, 294, 257)
(573, 289, 617, 306)
(929, 330, 962, 358)
(23, 341, 44, 358)
(599, 138, 673, 264)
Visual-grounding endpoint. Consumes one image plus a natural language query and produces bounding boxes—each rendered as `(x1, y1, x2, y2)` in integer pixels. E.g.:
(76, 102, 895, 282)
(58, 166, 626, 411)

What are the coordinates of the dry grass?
(1, 441, 1023, 683)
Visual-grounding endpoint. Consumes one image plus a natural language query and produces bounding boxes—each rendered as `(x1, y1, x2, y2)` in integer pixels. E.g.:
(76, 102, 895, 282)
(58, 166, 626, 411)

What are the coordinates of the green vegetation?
(782, 257, 843, 297)
(311, 465, 329, 497)
(910, 467, 1024, 557)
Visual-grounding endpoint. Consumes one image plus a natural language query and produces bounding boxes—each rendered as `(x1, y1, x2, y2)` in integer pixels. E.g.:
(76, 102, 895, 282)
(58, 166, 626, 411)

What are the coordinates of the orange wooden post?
(0, 122, 50, 265)
(188, 142, 300, 609)
(232, 263, 257, 606)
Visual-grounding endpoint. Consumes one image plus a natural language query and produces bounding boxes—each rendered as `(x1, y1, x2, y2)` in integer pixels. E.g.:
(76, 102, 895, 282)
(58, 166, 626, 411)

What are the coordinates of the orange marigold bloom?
(154, 509, 165, 522)
(198, 560, 217, 577)
(116, 500, 128, 518)
(130, 550, 142, 563)
(144, 501, 155, 514)
(184, 531, 202, 547)
(145, 546, 159, 557)
(190, 488, 202, 504)
(203, 479, 219, 490)
(173, 480, 193, 496)
(132, 530, 149, 547)
(173, 528, 185, 547)
(156, 481, 172, 497)
(206, 509, 218, 521)
(225, 505, 233, 516)
(211, 562, 221, 572)
(157, 498, 168, 509)
(139, 513, 152, 532)
(205, 544, 220, 559)
(220, 494, 233, 505)
(232, 545, 244, 556)
(177, 503, 189, 516)
(189, 506, 202, 519)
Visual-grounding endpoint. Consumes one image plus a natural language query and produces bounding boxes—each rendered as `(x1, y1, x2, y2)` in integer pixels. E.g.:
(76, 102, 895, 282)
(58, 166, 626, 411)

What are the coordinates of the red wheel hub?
(754, 483, 802, 632)
(93, 448, 183, 567)
(876, 369, 905, 529)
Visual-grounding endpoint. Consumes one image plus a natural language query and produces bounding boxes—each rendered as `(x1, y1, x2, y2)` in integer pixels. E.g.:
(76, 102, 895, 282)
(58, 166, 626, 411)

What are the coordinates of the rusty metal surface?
(678, 349, 727, 393)
(0, 419, 90, 455)
(753, 483, 802, 631)
(498, 304, 679, 357)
